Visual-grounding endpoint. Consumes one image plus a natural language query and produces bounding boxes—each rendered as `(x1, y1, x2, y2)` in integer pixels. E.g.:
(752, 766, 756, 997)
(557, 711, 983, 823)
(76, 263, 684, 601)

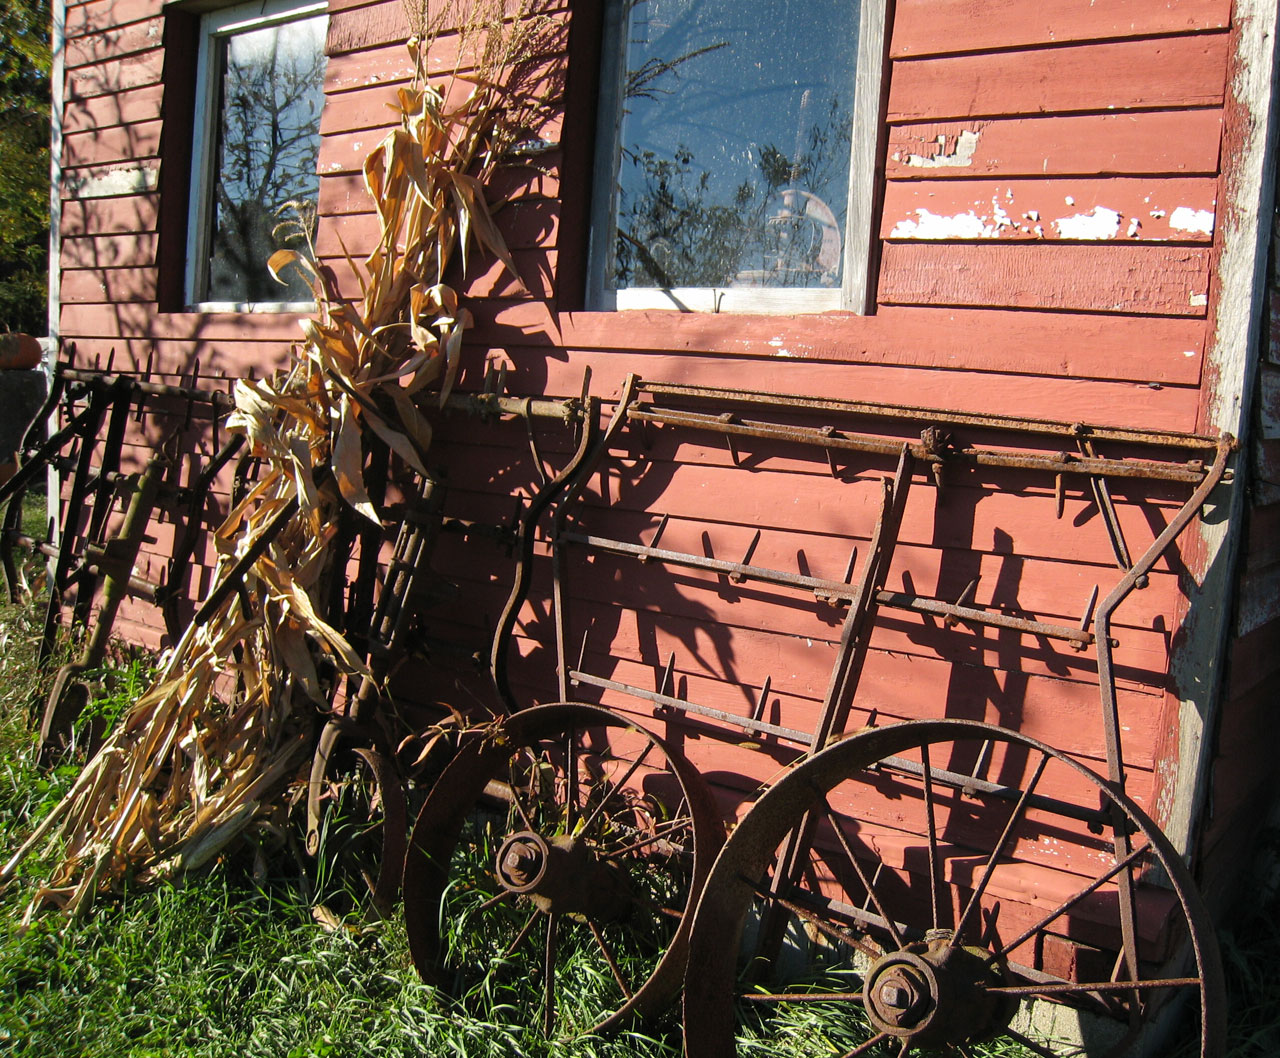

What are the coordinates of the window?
(587, 0, 889, 315)
(185, 0, 328, 310)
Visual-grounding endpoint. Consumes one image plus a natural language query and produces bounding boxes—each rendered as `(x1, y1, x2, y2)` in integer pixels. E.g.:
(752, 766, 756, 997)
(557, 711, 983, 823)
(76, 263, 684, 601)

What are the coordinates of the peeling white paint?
(1150, 208, 1166, 219)
(890, 209, 987, 239)
(1126, 217, 1141, 238)
(904, 129, 980, 169)
(1064, 195, 1075, 206)
(1184, 350, 1198, 357)
(64, 164, 158, 199)
(1053, 206, 1121, 240)
(1189, 292, 1208, 307)
(1169, 206, 1215, 235)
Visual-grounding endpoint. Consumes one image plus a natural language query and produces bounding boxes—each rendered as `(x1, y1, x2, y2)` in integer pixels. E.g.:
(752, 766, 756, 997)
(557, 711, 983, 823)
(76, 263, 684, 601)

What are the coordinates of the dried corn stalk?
(2, 0, 554, 915)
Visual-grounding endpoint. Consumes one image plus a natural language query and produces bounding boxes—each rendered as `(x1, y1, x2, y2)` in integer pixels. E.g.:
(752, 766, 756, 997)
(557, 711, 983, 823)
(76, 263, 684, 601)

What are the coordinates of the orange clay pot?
(0, 333, 42, 371)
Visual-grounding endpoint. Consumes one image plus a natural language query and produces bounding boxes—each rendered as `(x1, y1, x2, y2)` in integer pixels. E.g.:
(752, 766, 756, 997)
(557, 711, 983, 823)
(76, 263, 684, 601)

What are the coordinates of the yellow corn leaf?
(361, 405, 429, 477)
(333, 395, 379, 524)
(267, 249, 322, 301)
(437, 308, 472, 407)
(388, 386, 434, 456)
(272, 619, 323, 703)
(283, 577, 365, 675)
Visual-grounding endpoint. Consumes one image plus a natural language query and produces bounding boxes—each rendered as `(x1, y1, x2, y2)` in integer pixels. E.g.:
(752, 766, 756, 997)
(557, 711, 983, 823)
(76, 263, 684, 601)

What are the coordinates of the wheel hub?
(494, 829, 632, 920)
(863, 932, 1011, 1047)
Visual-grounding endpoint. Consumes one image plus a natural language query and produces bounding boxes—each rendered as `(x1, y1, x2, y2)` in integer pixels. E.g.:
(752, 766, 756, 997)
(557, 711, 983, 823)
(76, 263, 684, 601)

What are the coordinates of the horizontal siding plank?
(315, 196, 558, 257)
(887, 111, 1223, 179)
(878, 243, 1210, 315)
(63, 120, 162, 169)
(63, 305, 308, 342)
(479, 340, 1205, 433)
(882, 177, 1218, 242)
(890, 0, 1231, 58)
(63, 83, 163, 134)
(61, 195, 159, 238)
(62, 232, 157, 270)
(66, 0, 161, 40)
(67, 51, 164, 99)
(551, 307, 1206, 384)
(887, 34, 1230, 123)
(61, 267, 157, 303)
(65, 17, 163, 69)
(325, 2, 568, 57)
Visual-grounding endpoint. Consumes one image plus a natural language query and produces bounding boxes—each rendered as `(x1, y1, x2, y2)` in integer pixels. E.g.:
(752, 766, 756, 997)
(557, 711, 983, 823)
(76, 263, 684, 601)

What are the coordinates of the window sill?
(185, 301, 316, 314)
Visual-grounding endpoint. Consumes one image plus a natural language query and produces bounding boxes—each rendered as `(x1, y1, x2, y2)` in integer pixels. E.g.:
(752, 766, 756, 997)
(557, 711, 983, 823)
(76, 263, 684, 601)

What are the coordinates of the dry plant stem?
(8, 7, 547, 913)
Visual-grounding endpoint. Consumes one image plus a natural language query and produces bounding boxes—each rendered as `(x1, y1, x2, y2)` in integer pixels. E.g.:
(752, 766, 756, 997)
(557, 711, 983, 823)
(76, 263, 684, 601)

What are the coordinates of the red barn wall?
(51, 0, 1276, 903)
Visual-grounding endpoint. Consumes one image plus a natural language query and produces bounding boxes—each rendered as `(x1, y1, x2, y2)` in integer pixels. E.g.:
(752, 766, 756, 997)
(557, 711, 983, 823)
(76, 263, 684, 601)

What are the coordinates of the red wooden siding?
(53, 0, 1264, 951)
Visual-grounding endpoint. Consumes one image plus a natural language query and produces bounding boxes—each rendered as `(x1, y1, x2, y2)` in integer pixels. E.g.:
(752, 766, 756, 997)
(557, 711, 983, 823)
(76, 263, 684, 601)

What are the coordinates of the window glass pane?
(206, 14, 325, 303)
(609, 0, 858, 292)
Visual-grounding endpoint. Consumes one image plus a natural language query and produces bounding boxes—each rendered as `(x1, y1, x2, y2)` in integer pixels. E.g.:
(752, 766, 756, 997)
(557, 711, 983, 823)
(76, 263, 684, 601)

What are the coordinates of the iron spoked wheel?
(684, 720, 1224, 1058)
(402, 702, 724, 1037)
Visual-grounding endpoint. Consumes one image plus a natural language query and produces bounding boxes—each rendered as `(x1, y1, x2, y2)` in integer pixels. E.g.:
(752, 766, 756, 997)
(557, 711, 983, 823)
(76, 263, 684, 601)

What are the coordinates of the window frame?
(183, 0, 329, 313)
(585, 0, 891, 316)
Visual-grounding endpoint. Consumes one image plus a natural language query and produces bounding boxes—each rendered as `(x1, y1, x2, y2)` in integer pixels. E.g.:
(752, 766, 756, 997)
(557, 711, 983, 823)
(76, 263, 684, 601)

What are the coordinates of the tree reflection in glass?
(610, 0, 858, 293)
(206, 14, 325, 304)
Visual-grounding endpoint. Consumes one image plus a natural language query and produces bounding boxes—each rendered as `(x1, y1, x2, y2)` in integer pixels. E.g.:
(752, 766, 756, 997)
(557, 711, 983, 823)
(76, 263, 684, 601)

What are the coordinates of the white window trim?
(587, 0, 890, 316)
(184, 0, 328, 312)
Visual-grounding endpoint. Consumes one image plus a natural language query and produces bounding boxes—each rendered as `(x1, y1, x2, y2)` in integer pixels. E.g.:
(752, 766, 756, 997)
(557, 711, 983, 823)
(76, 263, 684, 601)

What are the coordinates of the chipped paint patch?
(890, 209, 987, 239)
(1169, 206, 1215, 235)
(1189, 293, 1208, 307)
(64, 164, 159, 199)
(1053, 206, 1121, 240)
(905, 129, 980, 169)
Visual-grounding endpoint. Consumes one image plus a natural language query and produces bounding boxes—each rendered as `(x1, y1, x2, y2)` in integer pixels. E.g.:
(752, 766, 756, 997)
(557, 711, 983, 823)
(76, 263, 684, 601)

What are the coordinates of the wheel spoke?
(542, 912, 559, 1037)
(985, 843, 1149, 965)
(588, 920, 634, 999)
(478, 889, 514, 912)
(739, 873, 882, 960)
(920, 743, 943, 930)
(502, 908, 541, 959)
(579, 738, 655, 837)
(839, 1032, 891, 1058)
(1002, 1024, 1085, 1058)
(740, 990, 863, 1003)
(951, 750, 1049, 946)
(507, 757, 535, 831)
(823, 799, 906, 949)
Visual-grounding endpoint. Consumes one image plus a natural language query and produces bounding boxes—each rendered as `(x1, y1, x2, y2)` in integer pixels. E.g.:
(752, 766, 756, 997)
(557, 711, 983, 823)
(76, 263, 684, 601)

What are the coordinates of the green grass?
(0, 527, 1277, 1057)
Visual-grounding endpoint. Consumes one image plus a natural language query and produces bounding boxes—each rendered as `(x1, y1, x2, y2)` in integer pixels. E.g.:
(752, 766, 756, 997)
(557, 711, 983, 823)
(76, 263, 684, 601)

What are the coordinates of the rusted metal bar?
(629, 405, 1217, 484)
(635, 379, 1224, 454)
(59, 367, 234, 410)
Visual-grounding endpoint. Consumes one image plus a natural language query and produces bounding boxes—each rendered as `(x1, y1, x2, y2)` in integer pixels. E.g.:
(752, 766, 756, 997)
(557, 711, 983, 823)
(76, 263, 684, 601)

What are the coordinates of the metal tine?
(656, 651, 676, 698)
(1076, 584, 1100, 649)
(943, 577, 980, 627)
(571, 627, 590, 688)
(135, 349, 153, 423)
(969, 739, 993, 784)
(723, 425, 740, 467)
(729, 528, 761, 583)
(640, 512, 669, 562)
(105, 348, 115, 373)
(481, 359, 496, 397)
(1055, 471, 1065, 518)
(816, 543, 859, 604)
(496, 361, 508, 396)
(750, 674, 772, 724)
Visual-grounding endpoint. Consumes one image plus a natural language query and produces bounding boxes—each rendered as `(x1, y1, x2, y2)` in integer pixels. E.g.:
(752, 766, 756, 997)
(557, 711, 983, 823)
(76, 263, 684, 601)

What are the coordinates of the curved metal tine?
(739, 989, 864, 1004)
(822, 798, 906, 950)
(984, 842, 1150, 966)
(920, 743, 944, 931)
(601, 814, 693, 861)
(588, 920, 633, 999)
(578, 737, 656, 838)
(949, 749, 1051, 947)
(564, 727, 578, 832)
(542, 912, 559, 1037)
(478, 889, 515, 912)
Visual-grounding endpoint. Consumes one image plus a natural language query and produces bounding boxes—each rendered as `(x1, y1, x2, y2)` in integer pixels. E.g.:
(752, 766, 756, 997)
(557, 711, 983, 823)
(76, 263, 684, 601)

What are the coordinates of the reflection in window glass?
(205, 13, 325, 303)
(608, 0, 858, 292)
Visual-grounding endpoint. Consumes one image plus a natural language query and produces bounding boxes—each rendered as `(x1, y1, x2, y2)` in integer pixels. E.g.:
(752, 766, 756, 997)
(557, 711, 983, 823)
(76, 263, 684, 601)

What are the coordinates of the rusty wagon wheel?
(683, 720, 1224, 1058)
(402, 702, 725, 1037)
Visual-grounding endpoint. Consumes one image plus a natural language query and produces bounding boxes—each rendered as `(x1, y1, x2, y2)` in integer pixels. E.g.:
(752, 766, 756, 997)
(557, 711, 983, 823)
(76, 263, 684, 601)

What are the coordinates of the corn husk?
(3, 0, 554, 914)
